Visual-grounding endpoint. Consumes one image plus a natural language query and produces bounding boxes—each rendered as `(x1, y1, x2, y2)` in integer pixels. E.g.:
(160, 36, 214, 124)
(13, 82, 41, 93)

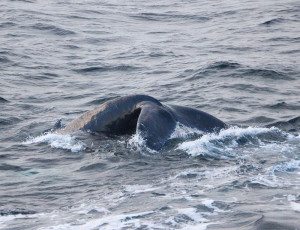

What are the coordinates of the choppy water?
(1, 0, 300, 229)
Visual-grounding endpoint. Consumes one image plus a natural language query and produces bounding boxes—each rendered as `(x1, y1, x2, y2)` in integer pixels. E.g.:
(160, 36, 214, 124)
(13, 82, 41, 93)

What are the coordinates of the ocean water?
(0, 0, 300, 229)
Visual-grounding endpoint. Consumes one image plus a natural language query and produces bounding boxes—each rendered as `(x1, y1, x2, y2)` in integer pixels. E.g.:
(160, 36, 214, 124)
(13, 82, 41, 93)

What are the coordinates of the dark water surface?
(1, 0, 300, 229)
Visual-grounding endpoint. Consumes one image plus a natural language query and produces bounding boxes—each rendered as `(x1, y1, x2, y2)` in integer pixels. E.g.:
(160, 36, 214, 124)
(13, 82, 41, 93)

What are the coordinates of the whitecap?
(174, 208, 209, 230)
(0, 213, 46, 229)
(23, 132, 85, 152)
(123, 184, 159, 194)
(128, 131, 158, 154)
(177, 126, 292, 157)
(201, 198, 227, 213)
(39, 211, 156, 230)
(128, 123, 202, 153)
(287, 195, 300, 212)
(170, 122, 203, 139)
(271, 160, 300, 173)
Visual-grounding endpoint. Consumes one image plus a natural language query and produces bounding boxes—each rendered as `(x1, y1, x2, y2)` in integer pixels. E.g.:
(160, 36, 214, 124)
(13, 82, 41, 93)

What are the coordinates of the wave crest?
(177, 126, 296, 158)
(23, 133, 85, 152)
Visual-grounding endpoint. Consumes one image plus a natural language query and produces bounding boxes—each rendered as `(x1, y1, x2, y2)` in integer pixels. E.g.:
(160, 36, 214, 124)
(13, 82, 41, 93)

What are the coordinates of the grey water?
(0, 0, 300, 229)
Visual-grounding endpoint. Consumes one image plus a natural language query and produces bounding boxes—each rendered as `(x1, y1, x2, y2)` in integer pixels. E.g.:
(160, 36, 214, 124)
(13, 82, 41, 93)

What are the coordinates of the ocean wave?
(0, 212, 45, 229)
(177, 126, 295, 158)
(243, 116, 275, 124)
(233, 159, 300, 189)
(266, 116, 300, 132)
(0, 117, 21, 126)
(171, 208, 208, 229)
(0, 209, 36, 216)
(0, 97, 9, 103)
(188, 61, 241, 79)
(10, 0, 34, 2)
(248, 174, 290, 188)
(127, 124, 299, 157)
(280, 49, 300, 54)
(123, 184, 159, 194)
(128, 123, 203, 153)
(267, 102, 300, 110)
(37, 211, 156, 230)
(266, 36, 300, 42)
(131, 12, 210, 23)
(0, 22, 17, 28)
(0, 163, 28, 172)
(74, 65, 140, 73)
(187, 61, 292, 81)
(241, 68, 289, 80)
(0, 56, 12, 64)
(170, 123, 203, 139)
(221, 83, 277, 93)
(22, 132, 85, 152)
(271, 159, 300, 173)
(206, 61, 241, 70)
(128, 131, 158, 154)
(0, 195, 257, 230)
(30, 23, 75, 36)
(260, 18, 286, 26)
(77, 162, 107, 172)
(287, 195, 300, 212)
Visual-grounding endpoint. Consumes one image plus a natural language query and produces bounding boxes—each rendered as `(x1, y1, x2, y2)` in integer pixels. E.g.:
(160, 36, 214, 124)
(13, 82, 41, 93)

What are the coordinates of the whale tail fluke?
(137, 103, 176, 151)
(61, 95, 226, 151)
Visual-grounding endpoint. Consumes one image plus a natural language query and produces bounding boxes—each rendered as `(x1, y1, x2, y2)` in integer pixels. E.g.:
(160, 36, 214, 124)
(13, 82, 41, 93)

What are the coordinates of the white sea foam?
(170, 122, 203, 139)
(250, 153, 292, 186)
(0, 214, 22, 229)
(173, 165, 239, 182)
(249, 173, 290, 188)
(128, 130, 145, 148)
(287, 195, 300, 212)
(0, 213, 46, 229)
(182, 223, 210, 230)
(174, 201, 225, 230)
(177, 126, 290, 157)
(177, 208, 208, 230)
(128, 125, 298, 157)
(23, 132, 85, 152)
(290, 202, 300, 212)
(249, 159, 300, 188)
(123, 184, 159, 194)
(271, 160, 300, 173)
(128, 123, 202, 152)
(128, 131, 158, 153)
(201, 198, 226, 213)
(75, 204, 109, 215)
(0, 200, 221, 230)
(38, 211, 156, 230)
(35, 206, 212, 230)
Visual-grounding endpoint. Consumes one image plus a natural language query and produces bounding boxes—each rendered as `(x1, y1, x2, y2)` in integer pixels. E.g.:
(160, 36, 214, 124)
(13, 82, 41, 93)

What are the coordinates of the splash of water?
(177, 126, 297, 158)
(23, 132, 85, 152)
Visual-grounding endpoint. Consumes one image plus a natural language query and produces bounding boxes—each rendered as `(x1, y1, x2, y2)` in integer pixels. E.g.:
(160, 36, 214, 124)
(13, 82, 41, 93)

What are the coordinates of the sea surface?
(0, 0, 300, 229)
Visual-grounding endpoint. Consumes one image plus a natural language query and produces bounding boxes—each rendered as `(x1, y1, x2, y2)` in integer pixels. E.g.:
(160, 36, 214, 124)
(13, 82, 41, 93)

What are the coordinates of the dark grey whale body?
(63, 95, 226, 150)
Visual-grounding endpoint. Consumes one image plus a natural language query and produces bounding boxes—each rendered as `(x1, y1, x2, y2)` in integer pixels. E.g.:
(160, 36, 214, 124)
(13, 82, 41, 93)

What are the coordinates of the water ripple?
(260, 18, 286, 26)
(0, 163, 28, 172)
(29, 23, 76, 36)
(74, 65, 141, 73)
(131, 12, 210, 22)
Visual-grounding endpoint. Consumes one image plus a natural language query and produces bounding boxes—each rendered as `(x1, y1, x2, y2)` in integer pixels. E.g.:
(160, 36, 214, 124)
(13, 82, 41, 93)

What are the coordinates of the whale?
(61, 95, 226, 150)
